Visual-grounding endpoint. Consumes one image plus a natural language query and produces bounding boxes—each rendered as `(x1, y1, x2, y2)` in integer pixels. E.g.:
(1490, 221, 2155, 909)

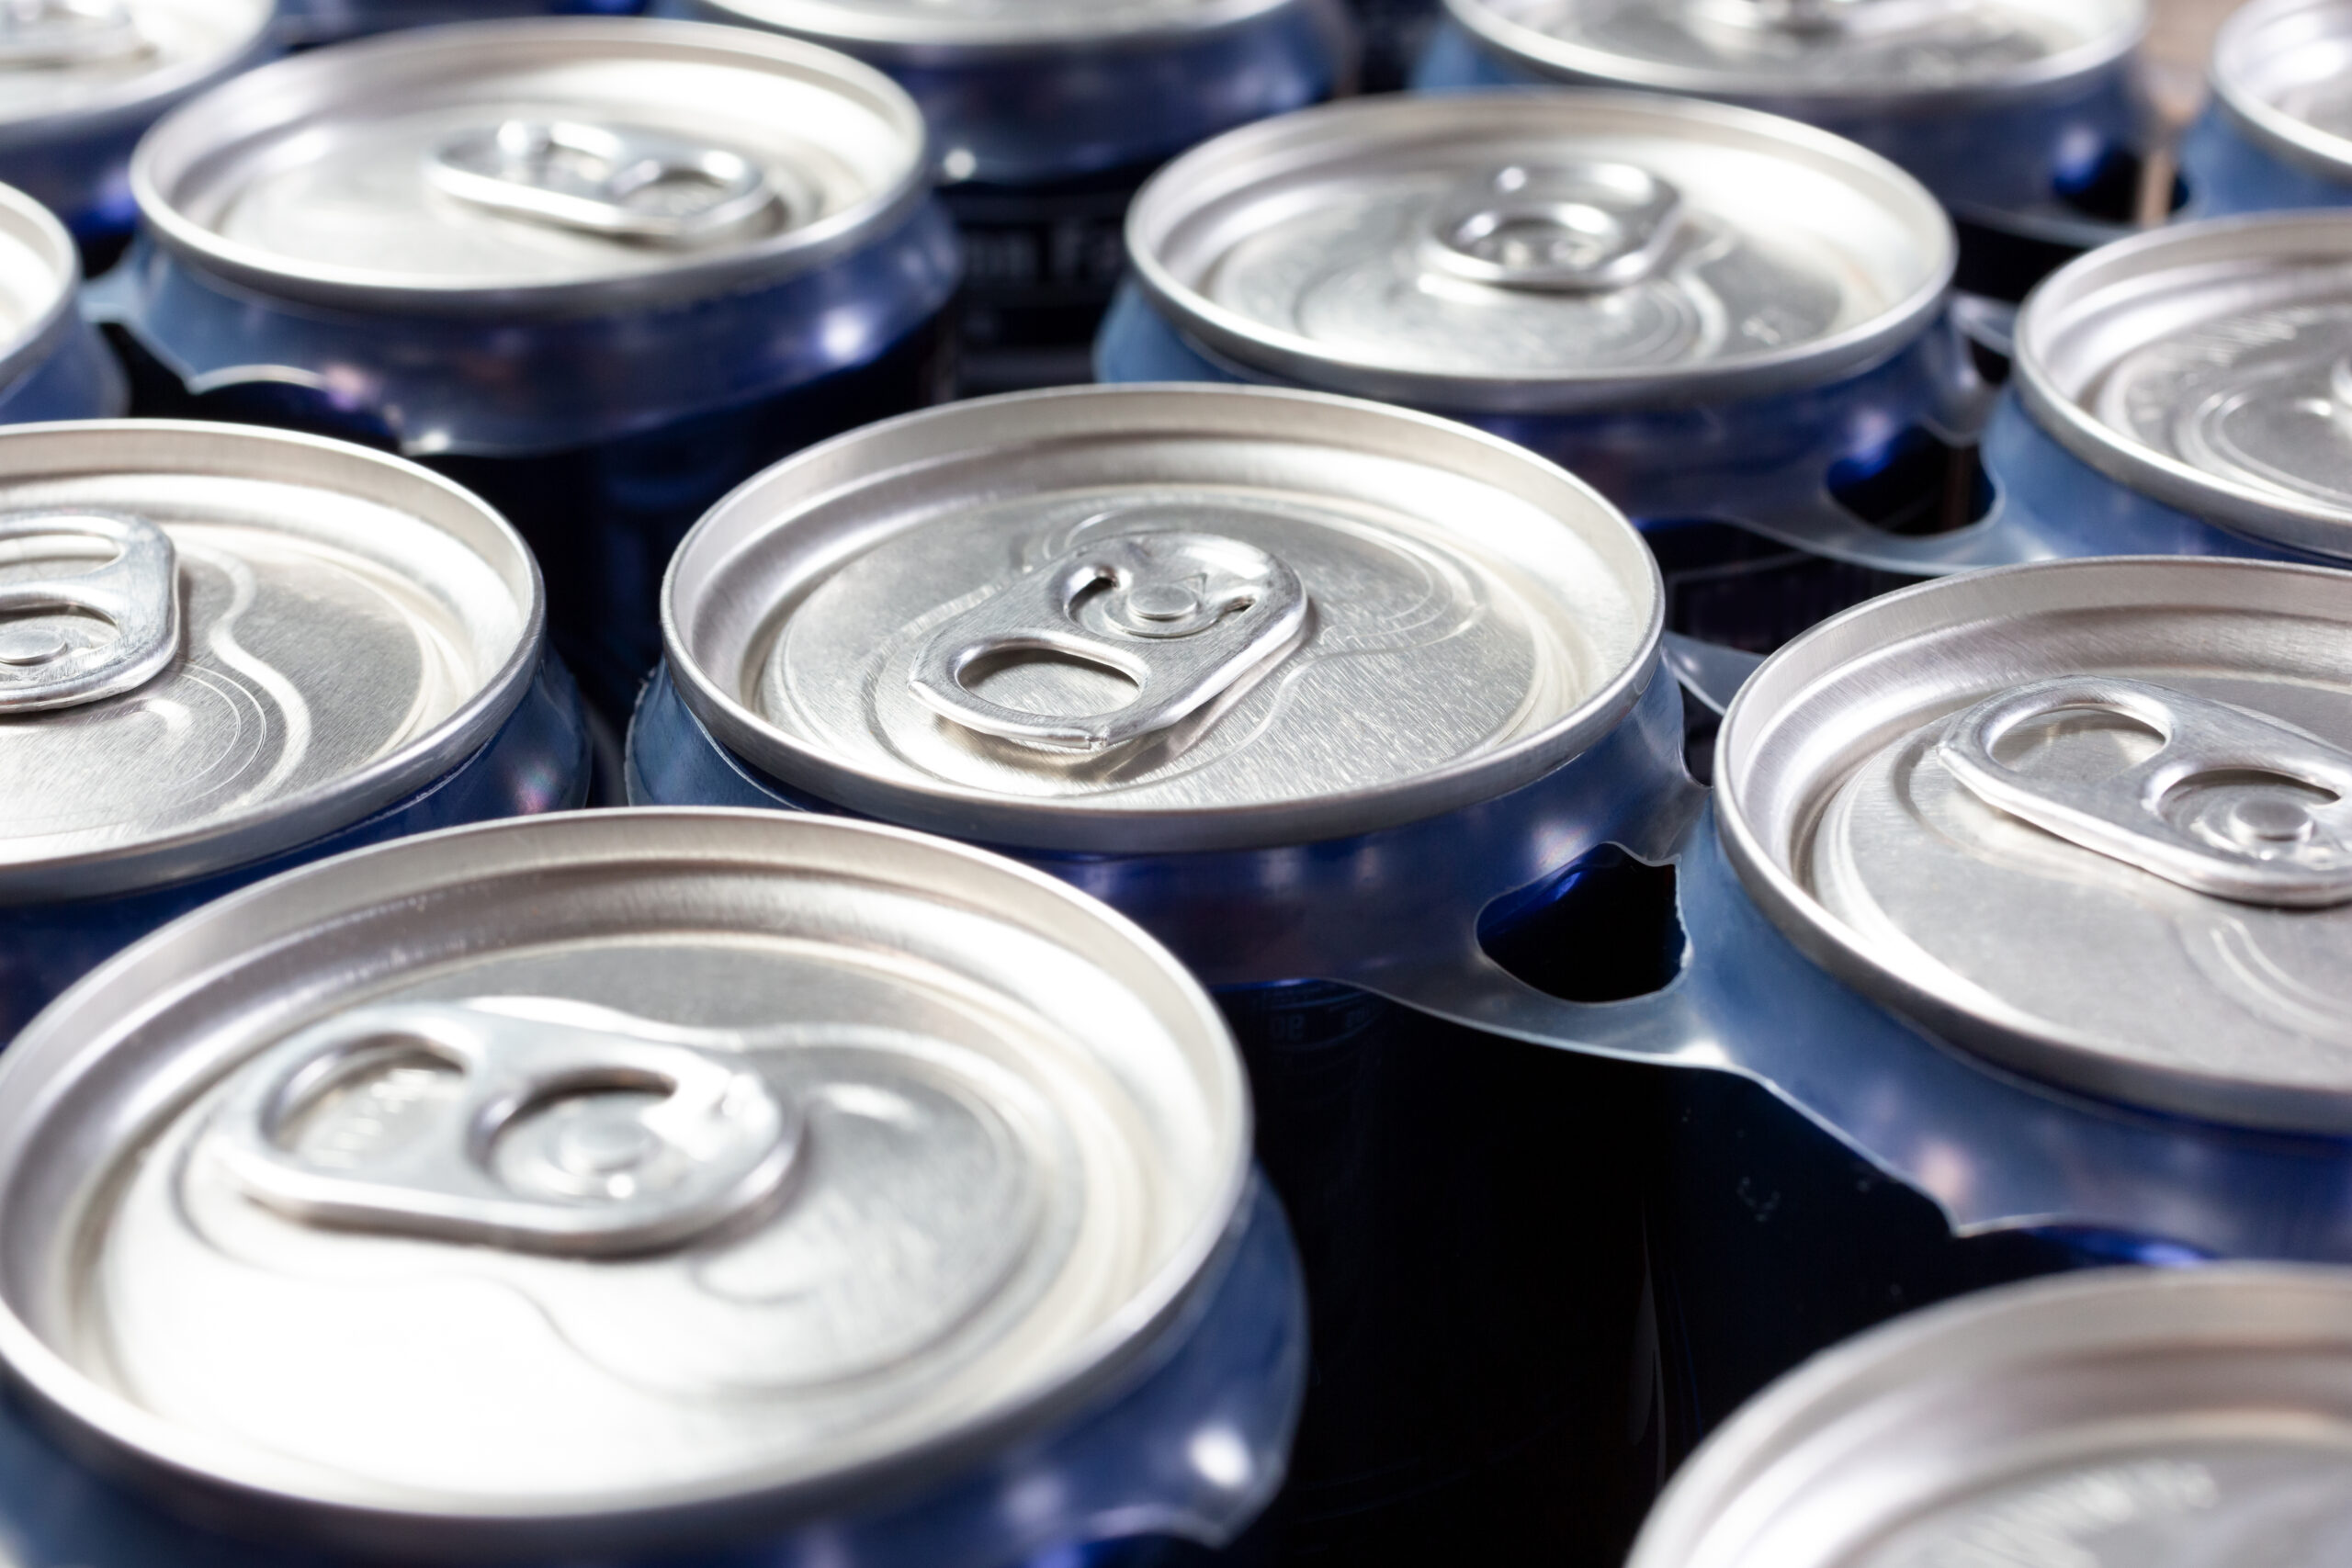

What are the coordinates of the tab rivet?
(560, 1117, 660, 1178)
(1128, 582, 1203, 623)
(2230, 796, 2317, 846)
(0, 626, 65, 667)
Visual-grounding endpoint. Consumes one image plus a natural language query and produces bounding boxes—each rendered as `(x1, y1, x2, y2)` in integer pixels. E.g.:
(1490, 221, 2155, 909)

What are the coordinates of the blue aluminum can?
(1349, 0, 1442, 89)
(1096, 92, 2008, 661)
(628, 384, 1699, 1565)
(92, 18, 959, 722)
(0, 0, 277, 274)
(0, 420, 591, 1044)
(0, 180, 125, 422)
(278, 0, 643, 49)
(1415, 0, 2157, 301)
(0, 807, 1306, 1568)
(668, 0, 1348, 395)
(2179, 0, 2352, 217)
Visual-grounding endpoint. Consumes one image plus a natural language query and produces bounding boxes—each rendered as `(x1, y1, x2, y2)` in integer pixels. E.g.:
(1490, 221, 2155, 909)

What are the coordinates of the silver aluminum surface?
(1716, 556, 2352, 1133)
(663, 384, 1663, 853)
(1443, 0, 2143, 101)
(0, 421, 539, 902)
(0, 180, 84, 392)
(2211, 0, 2352, 182)
(2018, 212, 2352, 561)
(130, 18, 931, 312)
(1629, 1266, 2352, 1568)
(0, 0, 271, 135)
(684, 0, 1300, 51)
(1125, 92, 1953, 413)
(0, 808, 1249, 1553)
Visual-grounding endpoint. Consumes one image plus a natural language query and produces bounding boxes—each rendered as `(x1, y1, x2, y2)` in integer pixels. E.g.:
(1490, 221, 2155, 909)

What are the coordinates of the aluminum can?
(0, 180, 126, 421)
(93, 18, 960, 722)
(2178, 0, 2352, 218)
(1096, 91, 1996, 658)
(278, 0, 643, 49)
(1348, 0, 1442, 89)
(0, 807, 1306, 1568)
(1632, 1265, 2352, 1568)
(0, 0, 277, 272)
(1984, 212, 2352, 570)
(1520, 554, 2352, 1448)
(1416, 0, 2155, 301)
(669, 0, 1348, 396)
(628, 383, 1691, 1564)
(0, 420, 590, 1044)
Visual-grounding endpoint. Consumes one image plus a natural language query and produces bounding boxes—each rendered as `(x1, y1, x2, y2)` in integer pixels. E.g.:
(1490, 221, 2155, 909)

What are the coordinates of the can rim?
(0, 182, 85, 395)
(0, 420, 547, 903)
(129, 18, 935, 316)
(1713, 554, 2352, 1132)
(2014, 210, 2352, 561)
(1627, 1264, 2352, 1568)
(1440, 0, 2146, 107)
(1124, 90, 1957, 414)
(682, 0, 1306, 52)
(0, 0, 276, 141)
(662, 382, 1668, 853)
(2210, 0, 2352, 185)
(0, 807, 1254, 1554)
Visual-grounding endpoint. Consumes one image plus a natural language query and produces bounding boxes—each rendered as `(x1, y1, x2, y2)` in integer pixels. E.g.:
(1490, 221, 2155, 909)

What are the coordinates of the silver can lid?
(1630, 1265, 2352, 1568)
(664, 384, 1663, 853)
(0, 0, 272, 137)
(0, 808, 1250, 1553)
(2210, 0, 2352, 183)
(0, 421, 541, 901)
(0, 180, 82, 388)
(131, 18, 931, 313)
(1718, 556, 2352, 1134)
(686, 0, 1300, 50)
(1125, 92, 1952, 413)
(2018, 213, 2352, 562)
(1443, 0, 2142, 100)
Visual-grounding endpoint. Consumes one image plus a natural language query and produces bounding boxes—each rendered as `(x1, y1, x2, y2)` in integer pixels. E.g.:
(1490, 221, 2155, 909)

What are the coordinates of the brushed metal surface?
(2211, 0, 2352, 178)
(130, 18, 931, 311)
(662, 383, 1662, 852)
(1716, 555, 2352, 1131)
(685, 0, 1301, 48)
(0, 0, 269, 133)
(0, 808, 1248, 1552)
(1125, 92, 1953, 412)
(0, 181, 85, 389)
(0, 421, 539, 900)
(1630, 1266, 2352, 1568)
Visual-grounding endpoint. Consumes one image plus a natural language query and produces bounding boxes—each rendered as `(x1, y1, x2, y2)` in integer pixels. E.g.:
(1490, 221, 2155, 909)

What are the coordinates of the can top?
(131, 18, 932, 313)
(2018, 213, 2352, 561)
(0, 808, 1250, 1554)
(1629, 1265, 2352, 1568)
(687, 0, 1300, 51)
(0, 0, 272, 136)
(663, 384, 1662, 853)
(2211, 0, 2352, 182)
(1718, 555, 2352, 1134)
(0, 421, 542, 902)
(0, 180, 81, 388)
(1442, 0, 2143, 102)
(1125, 92, 1952, 413)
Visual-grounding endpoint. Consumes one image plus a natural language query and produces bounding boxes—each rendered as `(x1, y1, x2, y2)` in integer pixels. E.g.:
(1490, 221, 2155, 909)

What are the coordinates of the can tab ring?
(428, 120, 783, 247)
(910, 532, 1309, 754)
(1940, 677, 2352, 908)
(0, 512, 180, 715)
(210, 999, 801, 1258)
(1425, 164, 1682, 294)
(0, 0, 147, 68)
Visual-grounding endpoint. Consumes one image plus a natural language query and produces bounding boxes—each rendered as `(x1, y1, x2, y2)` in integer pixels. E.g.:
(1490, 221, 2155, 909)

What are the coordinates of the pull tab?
(1425, 164, 1682, 294)
(0, 512, 180, 715)
(1939, 677, 2352, 908)
(427, 120, 781, 246)
(0, 0, 147, 68)
(210, 998, 801, 1257)
(910, 532, 1308, 754)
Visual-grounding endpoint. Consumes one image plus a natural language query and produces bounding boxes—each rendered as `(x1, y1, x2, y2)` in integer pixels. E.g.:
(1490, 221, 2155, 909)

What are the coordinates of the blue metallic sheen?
(0, 314, 127, 423)
(0, 653, 592, 1045)
(2177, 100, 2352, 216)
